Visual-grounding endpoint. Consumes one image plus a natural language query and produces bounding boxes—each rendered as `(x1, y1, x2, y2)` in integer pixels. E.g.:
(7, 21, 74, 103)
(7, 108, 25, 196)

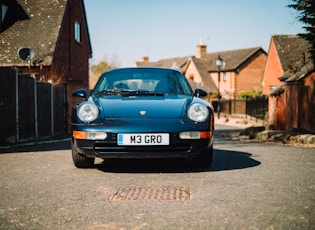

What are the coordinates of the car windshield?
(92, 68, 193, 96)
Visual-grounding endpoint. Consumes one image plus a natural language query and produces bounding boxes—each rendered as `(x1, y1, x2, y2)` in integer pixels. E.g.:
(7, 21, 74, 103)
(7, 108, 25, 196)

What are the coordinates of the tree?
(89, 56, 120, 89)
(90, 60, 111, 77)
(288, 0, 315, 65)
(89, 60, 111, 89)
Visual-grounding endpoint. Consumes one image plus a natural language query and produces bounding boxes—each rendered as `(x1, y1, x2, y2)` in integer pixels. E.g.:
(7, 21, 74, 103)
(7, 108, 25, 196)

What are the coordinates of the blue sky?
(85, 0, 304, 67)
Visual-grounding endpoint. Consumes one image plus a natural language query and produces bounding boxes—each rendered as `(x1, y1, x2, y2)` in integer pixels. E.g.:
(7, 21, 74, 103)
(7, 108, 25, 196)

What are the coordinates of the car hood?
(94, 95, 191, 119)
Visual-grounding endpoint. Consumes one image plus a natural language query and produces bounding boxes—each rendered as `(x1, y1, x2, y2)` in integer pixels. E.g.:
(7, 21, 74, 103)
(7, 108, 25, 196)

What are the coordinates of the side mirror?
(72, 88, 87, 98)
(195, 88, 207, 97)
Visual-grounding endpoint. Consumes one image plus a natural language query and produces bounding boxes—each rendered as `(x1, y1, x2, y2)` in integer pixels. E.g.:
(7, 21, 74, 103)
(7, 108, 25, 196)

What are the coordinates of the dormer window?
(2, 4, 8, 22)
(74, 20, 81, 43)
(1, 2, 28, 33)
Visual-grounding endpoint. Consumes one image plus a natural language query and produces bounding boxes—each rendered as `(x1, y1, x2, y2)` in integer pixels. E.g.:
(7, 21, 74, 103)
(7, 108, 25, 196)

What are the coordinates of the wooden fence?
(211, 97, 268, 120)
(0, 68, 66, 145)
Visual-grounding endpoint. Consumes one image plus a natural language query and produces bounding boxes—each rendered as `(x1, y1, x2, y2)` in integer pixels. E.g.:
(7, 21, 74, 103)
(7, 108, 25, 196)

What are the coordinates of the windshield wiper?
(94, 89, 165, 97)
(93, 89, 133, 96)
(121, 90, 165, 97)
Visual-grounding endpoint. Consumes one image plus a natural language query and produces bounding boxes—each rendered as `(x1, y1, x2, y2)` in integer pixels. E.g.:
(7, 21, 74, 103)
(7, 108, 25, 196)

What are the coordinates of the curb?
(0, 138, 71, 151)
(214, 113, 315, 145)
(290, 134, 315, 144)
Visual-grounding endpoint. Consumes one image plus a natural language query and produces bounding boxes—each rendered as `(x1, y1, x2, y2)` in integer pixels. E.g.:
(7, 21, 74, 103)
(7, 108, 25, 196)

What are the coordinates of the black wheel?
(193, 147, 213, 167)
(71, 147, 94, 168)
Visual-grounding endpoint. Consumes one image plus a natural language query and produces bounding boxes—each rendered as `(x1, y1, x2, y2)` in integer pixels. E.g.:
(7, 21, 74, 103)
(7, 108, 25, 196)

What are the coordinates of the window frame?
(74, 20, 81, 43)
(223, 72, 227, 81)
(2, 4, 8, 22)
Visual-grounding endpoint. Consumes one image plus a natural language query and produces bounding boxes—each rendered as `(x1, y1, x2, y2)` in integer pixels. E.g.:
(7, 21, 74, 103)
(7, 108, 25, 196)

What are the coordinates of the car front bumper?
(72, 132, 213, 159)
(71, 117, 214, 159)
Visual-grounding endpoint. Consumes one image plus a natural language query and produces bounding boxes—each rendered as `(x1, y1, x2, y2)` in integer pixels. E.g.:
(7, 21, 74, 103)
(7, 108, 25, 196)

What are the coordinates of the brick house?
(134, 41, 267, 99)
(189, 44, 267, 99)
(262, 35, 311, 95)
(0, 0, 92, 132)
(265, 35, 315, 131)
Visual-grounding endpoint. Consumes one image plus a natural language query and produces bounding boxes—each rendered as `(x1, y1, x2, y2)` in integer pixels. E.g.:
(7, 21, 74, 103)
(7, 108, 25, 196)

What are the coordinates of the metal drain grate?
(110, 187, 191, 201)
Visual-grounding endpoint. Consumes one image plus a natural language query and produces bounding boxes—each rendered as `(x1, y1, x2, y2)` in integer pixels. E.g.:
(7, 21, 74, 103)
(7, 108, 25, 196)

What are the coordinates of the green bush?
(237, 87, 262, 99)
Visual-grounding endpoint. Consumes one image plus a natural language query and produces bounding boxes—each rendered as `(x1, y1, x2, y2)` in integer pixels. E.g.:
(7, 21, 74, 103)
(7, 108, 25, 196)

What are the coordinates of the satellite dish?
(17, 47, 35, 61)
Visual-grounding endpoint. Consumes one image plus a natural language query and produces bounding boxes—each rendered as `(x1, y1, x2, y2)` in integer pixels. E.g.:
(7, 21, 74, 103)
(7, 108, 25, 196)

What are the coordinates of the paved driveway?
(0, 124, 314, 229)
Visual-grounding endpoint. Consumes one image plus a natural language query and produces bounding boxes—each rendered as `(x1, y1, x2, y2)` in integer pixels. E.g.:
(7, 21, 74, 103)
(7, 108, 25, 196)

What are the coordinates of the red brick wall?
(304, 72, 315, 87)
(52, 0, 90, 85)
(217, 50, 266, 99)
(262, 38, 284, 95)
(308, 75, 315, 131)
(270, 73, 315, 131)
(274, 94, 285, 130)
(284, 83, 300, 129)
(51, 0, 91, 132)
(302, 73, 315, 131)
(236, 50, 266, 95)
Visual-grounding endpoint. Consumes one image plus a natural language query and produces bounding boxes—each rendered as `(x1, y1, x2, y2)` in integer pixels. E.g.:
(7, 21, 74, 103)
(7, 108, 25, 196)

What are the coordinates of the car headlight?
(187, 103, 209, 122)
(77, 103, 99, 122)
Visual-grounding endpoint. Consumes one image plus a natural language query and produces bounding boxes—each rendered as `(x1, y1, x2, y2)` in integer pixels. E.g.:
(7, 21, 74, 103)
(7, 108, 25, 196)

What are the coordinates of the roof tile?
(0, 0, 68, 65)
(273, 35, 314, 82)
(273, 34, 312, 72)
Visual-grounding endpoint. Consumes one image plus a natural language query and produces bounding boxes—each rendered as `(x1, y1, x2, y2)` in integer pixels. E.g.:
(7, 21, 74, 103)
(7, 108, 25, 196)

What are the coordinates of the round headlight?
(77, 103, 99, 122)
(187, 103, 209, 122)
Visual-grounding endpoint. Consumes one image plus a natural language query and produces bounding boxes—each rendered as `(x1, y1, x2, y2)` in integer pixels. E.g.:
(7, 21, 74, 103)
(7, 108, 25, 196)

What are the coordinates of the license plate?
(117, 133, 169, 146)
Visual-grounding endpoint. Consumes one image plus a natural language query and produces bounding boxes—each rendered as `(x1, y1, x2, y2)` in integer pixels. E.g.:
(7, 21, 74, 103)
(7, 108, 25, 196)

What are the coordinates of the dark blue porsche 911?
(71, 67, 214, 168)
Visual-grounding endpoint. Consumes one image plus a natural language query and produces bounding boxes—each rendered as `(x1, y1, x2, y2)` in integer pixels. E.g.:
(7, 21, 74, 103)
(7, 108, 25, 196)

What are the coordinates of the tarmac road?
(0, 124, 314, 229)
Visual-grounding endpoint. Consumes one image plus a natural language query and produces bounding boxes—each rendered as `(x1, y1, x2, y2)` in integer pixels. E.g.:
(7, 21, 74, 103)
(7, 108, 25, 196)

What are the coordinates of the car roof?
(104, 67, 181, 75)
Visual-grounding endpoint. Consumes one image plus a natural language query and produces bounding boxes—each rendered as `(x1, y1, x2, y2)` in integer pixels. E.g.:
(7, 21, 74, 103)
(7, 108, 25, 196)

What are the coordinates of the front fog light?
(73, 131, 107, 140)
(86, 132, 107, 140)
(180, 131, 200, 139)
(179, 131, 213, 139)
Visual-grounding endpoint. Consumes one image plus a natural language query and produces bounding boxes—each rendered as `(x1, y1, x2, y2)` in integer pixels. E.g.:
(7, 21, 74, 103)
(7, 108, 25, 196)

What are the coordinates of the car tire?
(193, 147, 213, 167)
(72, 148, 94, 168)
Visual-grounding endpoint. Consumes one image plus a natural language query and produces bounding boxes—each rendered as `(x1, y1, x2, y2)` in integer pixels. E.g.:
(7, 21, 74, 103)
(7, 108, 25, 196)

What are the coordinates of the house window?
(2, 4, 8, 22)
(223, 72, 227, 81)
(74, 20, 81, 43)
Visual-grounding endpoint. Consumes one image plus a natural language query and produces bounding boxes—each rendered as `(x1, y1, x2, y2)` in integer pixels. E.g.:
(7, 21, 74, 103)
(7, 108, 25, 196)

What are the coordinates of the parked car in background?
(71, 67, 214, 168)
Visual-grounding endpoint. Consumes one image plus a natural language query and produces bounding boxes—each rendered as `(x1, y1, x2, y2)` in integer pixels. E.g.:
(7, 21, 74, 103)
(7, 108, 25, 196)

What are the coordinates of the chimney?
(301, 52, 305, 67)
(197, 39, 207, 58)
(141, 56, 149, 62)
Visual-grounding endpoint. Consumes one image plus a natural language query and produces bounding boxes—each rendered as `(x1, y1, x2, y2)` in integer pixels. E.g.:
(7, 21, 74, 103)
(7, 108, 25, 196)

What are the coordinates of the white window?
(223, 72, 227, 81)
(74, 20, 81, 43)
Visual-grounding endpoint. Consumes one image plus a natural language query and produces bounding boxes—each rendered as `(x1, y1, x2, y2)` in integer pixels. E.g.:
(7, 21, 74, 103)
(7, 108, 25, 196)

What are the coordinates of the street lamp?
(216, 54, 223, 119)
